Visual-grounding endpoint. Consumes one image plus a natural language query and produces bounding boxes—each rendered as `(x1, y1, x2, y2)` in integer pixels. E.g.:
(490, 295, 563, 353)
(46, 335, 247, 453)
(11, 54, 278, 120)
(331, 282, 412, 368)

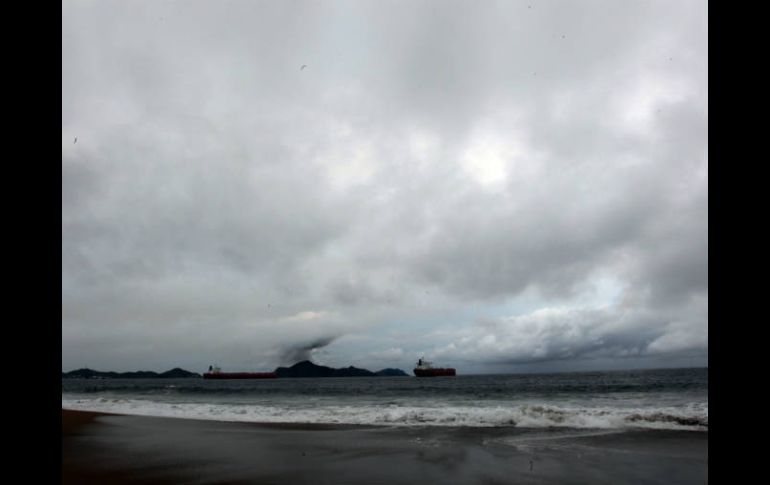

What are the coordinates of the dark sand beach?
(62, 409, 707, 484)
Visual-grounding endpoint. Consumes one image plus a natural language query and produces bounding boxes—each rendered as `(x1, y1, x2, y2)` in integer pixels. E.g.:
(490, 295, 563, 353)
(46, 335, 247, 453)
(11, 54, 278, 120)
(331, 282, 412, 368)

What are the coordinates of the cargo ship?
(202, 365, 277, 379)
(413, 358, 456, 377)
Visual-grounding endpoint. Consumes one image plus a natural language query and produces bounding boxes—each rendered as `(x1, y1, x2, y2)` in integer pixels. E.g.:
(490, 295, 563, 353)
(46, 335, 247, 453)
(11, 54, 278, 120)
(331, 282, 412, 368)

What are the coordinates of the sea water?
(62, 367, 707, 431)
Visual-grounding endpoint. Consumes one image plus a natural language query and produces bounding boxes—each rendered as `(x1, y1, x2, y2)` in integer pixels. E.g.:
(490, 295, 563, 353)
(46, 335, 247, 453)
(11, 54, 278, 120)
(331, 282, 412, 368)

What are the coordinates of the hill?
(274, 361, 408, 378)
(61, 368, 201, 379)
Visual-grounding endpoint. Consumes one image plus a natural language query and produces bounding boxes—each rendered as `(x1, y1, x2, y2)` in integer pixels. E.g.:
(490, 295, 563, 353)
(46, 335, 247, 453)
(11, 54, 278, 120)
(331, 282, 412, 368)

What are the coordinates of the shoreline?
(63, 409, 707, 484)
(62, 407, 707, 432)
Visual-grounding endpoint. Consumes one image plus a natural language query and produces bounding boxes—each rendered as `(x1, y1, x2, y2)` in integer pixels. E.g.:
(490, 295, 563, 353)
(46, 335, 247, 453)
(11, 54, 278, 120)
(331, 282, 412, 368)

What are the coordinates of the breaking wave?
(61, 398, 707, 431)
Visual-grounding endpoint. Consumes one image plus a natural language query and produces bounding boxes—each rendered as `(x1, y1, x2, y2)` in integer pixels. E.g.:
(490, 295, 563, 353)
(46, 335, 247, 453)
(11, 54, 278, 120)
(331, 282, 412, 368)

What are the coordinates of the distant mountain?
(159, 367, 201, 378)
(374, 368, 409, 377)
(274, 360, 408, 378)
(61, 368, 201, 379)
(61, 364, 405, 379)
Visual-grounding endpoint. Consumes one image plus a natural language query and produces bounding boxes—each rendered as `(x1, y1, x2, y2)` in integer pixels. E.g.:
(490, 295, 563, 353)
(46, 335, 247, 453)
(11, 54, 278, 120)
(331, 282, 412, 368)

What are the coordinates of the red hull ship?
(413, 358, 456, 377)
(203, 372, 277, 379)
(203, 365, 277, 379)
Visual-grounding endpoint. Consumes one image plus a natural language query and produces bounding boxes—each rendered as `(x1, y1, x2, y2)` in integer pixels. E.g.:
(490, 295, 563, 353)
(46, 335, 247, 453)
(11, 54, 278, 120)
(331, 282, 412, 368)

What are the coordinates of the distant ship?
(202, 365, 277, 379)
(413, 358, 456, 377)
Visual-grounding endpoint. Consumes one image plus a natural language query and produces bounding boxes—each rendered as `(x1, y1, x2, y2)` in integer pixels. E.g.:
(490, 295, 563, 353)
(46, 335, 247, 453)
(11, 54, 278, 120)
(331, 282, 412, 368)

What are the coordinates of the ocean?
(61, 367, 707, 431)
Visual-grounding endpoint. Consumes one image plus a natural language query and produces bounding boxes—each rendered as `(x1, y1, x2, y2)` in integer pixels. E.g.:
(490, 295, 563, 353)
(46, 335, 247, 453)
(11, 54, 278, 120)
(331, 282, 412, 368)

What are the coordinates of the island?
(61, 367, 201, 379)
(61, 362, 409, 379)
(274, 360, 408, 378)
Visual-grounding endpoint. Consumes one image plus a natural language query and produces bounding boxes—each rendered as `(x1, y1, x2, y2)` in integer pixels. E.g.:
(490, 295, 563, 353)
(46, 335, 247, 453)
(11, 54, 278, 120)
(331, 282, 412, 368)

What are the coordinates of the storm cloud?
(62, 0, 707, 374)
(280, 336, 340, 366)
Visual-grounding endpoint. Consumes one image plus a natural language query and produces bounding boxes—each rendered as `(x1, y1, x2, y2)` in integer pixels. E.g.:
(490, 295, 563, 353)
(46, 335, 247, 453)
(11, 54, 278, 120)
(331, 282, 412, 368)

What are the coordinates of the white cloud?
(62, 0, 707, 372)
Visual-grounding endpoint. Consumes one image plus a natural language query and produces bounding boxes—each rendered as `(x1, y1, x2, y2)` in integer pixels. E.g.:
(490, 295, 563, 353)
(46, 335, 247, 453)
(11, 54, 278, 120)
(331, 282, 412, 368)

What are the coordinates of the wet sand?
(62, 409, 707, 484)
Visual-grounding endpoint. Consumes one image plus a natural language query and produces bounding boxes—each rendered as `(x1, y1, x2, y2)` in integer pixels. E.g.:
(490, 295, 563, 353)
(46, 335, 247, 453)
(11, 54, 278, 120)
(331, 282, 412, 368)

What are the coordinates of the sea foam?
(61, 398, 707, 431)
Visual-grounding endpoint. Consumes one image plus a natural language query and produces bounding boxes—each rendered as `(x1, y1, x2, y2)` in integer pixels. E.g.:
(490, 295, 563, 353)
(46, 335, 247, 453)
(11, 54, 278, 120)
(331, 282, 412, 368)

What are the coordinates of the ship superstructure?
(202, 365, 277, 379)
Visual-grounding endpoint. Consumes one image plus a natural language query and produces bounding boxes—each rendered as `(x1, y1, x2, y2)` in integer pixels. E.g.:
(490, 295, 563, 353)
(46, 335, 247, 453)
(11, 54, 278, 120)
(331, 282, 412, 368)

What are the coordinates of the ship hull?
(203, 372, 277, 379)
(413, 368, 456, 377)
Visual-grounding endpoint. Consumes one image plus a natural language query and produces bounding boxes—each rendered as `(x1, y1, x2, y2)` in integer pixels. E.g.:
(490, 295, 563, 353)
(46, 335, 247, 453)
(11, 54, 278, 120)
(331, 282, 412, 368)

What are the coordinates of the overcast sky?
(62, 0, 707, 374)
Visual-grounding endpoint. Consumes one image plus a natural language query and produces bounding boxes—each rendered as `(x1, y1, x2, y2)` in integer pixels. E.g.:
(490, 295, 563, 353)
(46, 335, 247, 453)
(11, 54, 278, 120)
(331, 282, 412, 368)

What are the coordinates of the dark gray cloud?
(280, 336, 339, 365)
(62, 0, 707, 373)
